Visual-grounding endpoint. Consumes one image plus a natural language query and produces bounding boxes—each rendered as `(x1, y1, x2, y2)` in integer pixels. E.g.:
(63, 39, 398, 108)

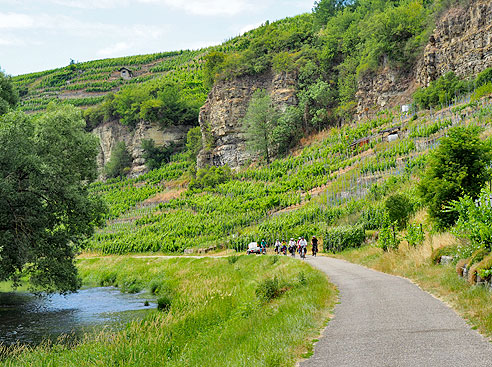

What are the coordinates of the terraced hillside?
(12, 49, 207, 113)
(86, 94, 492, 255)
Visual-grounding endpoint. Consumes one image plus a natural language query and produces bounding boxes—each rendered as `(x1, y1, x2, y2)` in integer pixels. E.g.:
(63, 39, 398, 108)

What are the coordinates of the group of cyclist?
(268, 236, 318, 258)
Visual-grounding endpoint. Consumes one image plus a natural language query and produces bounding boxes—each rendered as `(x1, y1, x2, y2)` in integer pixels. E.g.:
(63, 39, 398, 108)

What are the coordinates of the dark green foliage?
(413, 72, 472, 109)
(323, 224, 365, 252)
(0, 71, 18, 115)
(185, 126, 203, 161)
(243, 89, 280, 163)
(141, 139, 176, 170)
(384, 193, 413, 229)
(227, 255, 239, 264)
(189, 165, 232, 190)
(104, 141, 132, 179)
(256, 277, 281, 302)
(0, 105, 106, 292)
(157, 294, 172, 311)
(419, 126, 492, 229)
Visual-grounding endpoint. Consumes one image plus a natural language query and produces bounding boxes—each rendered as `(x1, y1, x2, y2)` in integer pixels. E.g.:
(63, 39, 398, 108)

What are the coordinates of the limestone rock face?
(92, 120, 192, 177)
(356, 0, 492, 117)
(197, 70, 297, 170)
(417, 0, 492, 86)
(356, 66, 414, 118)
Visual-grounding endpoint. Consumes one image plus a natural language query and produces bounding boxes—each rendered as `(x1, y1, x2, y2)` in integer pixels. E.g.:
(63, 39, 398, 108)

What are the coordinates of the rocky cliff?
(92, 120, 191, 176)
(417, 0, 492, 86)
(197, 70, 297, 170)
(356, 0, 492, 116)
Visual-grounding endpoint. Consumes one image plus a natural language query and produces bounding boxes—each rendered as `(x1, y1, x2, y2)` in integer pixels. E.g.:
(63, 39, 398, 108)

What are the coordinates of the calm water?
(0, 287, 155, 346)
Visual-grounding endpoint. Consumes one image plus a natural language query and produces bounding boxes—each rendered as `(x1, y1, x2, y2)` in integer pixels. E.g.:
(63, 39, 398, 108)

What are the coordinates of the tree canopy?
(0, 105, 106, 293)
(0, 71, 19, 116)
(418, 125, 492, 229)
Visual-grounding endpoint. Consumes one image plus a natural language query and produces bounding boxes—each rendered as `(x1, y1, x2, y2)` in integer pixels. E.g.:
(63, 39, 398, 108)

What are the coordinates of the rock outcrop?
(197, 70, 297, 169)
(417, 0, 492, 86)
(92, 120, 191, 176)
(356, 0, 492, 117)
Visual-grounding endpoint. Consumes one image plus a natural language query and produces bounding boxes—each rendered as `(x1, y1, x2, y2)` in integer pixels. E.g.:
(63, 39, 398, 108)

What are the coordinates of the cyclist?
(311, 235, 318, 257)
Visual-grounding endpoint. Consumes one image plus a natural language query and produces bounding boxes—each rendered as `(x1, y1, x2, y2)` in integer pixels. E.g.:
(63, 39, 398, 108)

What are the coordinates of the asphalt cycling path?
(300, 256, 492, 367)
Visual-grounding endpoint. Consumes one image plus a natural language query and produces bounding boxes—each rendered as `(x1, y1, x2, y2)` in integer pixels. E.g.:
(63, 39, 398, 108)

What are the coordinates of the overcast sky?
(0, 0, 314, 76)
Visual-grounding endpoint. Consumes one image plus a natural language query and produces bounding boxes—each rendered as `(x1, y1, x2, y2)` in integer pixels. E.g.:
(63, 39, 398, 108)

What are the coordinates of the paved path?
(300, 257, 492, 367)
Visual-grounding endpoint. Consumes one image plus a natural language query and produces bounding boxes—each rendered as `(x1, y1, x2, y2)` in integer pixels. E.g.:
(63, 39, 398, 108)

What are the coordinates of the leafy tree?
(104, 141, 132, 178)
(185, 126, 203, 161)
(418, 126, 492, 229)
(384, 193, 413, 230)
(0, 105, 106, 293)
(242, 89, 280, 164)
(0, 71, 19, 115)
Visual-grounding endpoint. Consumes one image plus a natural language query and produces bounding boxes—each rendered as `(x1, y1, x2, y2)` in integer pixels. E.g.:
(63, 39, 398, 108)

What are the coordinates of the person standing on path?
(311, 235, 318, 257)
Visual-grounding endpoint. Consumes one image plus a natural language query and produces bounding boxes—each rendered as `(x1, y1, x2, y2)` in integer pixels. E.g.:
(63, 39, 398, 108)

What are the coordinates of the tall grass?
(2, 256, 336, 367)
(336, 232, 492, 338)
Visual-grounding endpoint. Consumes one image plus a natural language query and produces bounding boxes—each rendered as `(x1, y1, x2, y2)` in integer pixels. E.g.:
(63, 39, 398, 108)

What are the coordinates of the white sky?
(0, 0, 314, 76)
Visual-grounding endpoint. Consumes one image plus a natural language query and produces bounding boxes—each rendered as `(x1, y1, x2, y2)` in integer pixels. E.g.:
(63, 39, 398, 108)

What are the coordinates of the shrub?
(189, 165, 232, 190)
(228, 255, 239, 264)
(323, 224, 365, 253)
(405, 223, 425, 247)
(419, 126, 492, 229)
(452, 189, 492, 250)
(413, 72, 472, 109)
(157, 294, 172, 311)
(256, 277, 281, 302)
(378, 223, 400, 251)
(385, 194, 413, 230)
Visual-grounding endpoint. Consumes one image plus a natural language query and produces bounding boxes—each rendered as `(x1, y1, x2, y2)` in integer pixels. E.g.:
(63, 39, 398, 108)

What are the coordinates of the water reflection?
(0, 287, 155, 346)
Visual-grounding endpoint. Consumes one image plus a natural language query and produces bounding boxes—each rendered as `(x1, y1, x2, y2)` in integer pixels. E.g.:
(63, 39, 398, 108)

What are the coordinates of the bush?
(157, 294, 172, 311)
(378, 223, 400, 251)
(405, 223, 425, 247)
(385, 194, 413, 230)
(419, 126, 492, 229)
(256, 277, 282, 302)
(323, 224, 365, 253)
(413, 72, 472, 109)
(189, 165, 232, 190)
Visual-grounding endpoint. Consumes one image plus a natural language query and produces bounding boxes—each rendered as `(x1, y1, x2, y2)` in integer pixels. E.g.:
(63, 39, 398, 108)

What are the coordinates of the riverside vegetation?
(1, 256, 336, 366)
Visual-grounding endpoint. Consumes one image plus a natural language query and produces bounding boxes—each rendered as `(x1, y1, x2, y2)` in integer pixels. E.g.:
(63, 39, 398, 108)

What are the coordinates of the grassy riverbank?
(2, 256, 336, 367)
(335, 235, 492, 338)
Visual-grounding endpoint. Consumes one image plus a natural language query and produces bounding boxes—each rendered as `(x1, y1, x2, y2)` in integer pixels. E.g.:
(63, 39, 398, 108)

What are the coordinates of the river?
(0, 287, 155, 347)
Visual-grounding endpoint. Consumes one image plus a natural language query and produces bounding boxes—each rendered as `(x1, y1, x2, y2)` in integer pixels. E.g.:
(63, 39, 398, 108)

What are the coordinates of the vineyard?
(12, 49, 208, 113)
(85, 95, 492, 255)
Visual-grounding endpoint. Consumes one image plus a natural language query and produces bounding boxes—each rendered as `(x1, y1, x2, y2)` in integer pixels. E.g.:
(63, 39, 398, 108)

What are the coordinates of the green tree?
(0, 105, 106, 293)
(0, 70, 19, 115)
(384, 193, 413, 230)
(104, 141, 132, 178)
(419, 126, 492, 229)
(185, 126, 203, 161)
(242, 89, 280, 164)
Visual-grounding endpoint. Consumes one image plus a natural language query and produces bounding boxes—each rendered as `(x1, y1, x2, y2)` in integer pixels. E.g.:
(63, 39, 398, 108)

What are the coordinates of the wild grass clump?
(3, 256, 336, 366)
(256, 277, 282, 302)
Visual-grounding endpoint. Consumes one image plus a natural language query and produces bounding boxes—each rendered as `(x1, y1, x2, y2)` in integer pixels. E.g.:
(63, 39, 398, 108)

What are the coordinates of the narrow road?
(300, 257, 492, 367)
